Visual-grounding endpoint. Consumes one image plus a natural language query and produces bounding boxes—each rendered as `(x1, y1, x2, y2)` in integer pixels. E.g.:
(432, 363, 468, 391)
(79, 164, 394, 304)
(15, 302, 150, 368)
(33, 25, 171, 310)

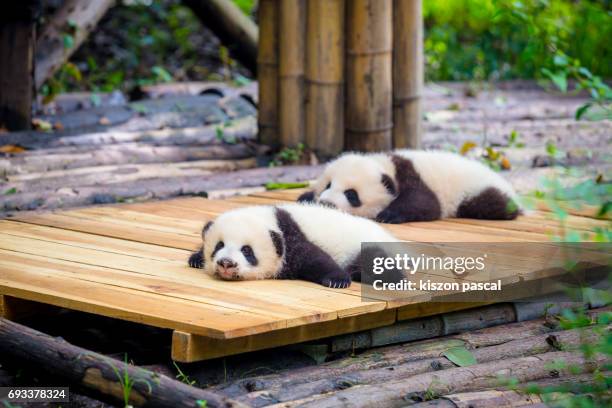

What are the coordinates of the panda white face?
(201, 208, 284, 281)
(309, 154, 397, 219)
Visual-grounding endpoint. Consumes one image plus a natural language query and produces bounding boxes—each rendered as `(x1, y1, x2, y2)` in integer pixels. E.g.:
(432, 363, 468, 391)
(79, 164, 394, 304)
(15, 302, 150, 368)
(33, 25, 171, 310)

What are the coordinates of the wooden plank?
(0, 250, 342, 327)
(0, 266, 283, 338)
(172, 309, 397, 362)
(10, 213, 199, 250)
(0, 220, 189, 262)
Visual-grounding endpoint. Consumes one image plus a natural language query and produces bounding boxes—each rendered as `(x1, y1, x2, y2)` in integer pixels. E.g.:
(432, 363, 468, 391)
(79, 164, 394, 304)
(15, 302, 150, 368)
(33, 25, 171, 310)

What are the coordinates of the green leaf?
(575, 103, 592, 120)
(196, 400, 208, 408)
(265, 182, 309, 190)
(151, 66, 173, 82)
(4, 187, 17, 195)
(63, 34, 74, 49)
(443, 346, 477, 367)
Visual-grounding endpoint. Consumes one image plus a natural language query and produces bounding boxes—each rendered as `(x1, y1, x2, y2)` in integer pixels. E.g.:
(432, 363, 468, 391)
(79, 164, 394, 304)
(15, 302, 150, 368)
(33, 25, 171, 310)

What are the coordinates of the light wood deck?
(0, 189, 608, 361)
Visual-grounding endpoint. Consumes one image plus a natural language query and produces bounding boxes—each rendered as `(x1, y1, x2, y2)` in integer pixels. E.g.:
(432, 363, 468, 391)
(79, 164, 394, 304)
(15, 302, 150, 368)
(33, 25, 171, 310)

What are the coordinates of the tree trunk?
(278, 0, 306, 148)
(275, 351, 608, 408)
(392, 0, 423, 149)
(35, 0, 114, 89)
(256, 0, 279, 147)
(0, 1, 39, 130)
(305, 0, 345, 157)
(183, 0, 258, 74)
(0, 317, 247, 408)
(345, 0, 393, 151)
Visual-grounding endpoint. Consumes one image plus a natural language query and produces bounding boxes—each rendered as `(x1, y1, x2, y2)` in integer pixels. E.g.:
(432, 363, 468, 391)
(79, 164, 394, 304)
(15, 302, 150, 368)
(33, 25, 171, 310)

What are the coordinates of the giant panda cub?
(298, 150, 520, 224)
(188, 203, 398, 288)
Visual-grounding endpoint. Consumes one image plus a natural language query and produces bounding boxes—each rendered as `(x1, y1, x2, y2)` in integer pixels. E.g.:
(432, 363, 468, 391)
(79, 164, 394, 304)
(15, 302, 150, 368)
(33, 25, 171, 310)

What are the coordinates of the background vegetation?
(47, 0, 610, 95)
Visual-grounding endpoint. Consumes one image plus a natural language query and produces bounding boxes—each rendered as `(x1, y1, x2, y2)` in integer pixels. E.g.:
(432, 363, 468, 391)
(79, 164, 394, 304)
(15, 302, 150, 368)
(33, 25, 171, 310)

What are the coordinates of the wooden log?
(331, 303, 516, 353)
(410, 372, 608, 407)
(345, 0, 393, 152)
(230, 326, 604, 406)
(278, 0, 306, 147)
(392, 0, 423, 148)
(0, 143, 260, 176)
(410, 390, 543, 408)
(215, 310, 557, 397)
(0, 164, 323, 213)
(183, 0, 258, 74)
(2, 116, 257, 149)
(0, 1, 39, 131)
(257, 0, 280, 147)
(305, 0, 345, 157)
(0, 317, 247, 408)
(35, 0, 114, 89)
(2, 158, 258, 192)
(274, 351, 608, 408)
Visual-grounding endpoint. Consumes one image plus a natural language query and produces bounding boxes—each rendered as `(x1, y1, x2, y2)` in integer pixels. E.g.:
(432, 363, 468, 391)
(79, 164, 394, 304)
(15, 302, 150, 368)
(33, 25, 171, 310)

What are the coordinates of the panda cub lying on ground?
(188, 203, 398, 288)
(298, 150, 520, 223)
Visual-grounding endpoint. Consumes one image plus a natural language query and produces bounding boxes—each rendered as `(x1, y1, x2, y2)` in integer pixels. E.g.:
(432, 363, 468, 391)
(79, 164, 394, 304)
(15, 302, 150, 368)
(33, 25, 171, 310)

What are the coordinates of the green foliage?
(424, 0, 611, 81)
(173, 361, 197, 386)
(541, 52, 612, 120)
(270, 143, 306, 167)
(106, 354, 153, 408)
(232, 0, 255, 15)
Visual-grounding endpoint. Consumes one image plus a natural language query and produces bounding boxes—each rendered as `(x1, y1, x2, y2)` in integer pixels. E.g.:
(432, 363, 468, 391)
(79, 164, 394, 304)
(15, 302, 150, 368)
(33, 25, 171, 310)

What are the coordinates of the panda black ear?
(381, 174, 396, 196)
(269, 230, 284, 257)
(202, 221, 214, 240)
(297, 191, 316, 203)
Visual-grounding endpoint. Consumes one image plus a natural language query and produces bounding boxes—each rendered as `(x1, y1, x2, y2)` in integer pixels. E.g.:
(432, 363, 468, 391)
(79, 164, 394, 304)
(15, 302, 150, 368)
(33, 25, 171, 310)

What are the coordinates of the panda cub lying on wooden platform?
(188, 204, 398, 288)
(298, 150, 521, 223)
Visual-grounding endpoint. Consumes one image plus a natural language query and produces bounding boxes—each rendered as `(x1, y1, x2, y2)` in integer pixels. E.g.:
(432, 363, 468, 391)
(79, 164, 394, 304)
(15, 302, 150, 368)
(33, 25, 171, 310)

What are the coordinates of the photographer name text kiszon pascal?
(373, 279, 502, 292)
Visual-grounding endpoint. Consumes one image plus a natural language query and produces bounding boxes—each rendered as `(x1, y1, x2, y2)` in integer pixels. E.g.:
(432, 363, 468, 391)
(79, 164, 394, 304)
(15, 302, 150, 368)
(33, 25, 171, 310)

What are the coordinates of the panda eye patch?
(241, 245, 258, 266)
(344, 189, 361, 207)
(211, 241, 224, 257)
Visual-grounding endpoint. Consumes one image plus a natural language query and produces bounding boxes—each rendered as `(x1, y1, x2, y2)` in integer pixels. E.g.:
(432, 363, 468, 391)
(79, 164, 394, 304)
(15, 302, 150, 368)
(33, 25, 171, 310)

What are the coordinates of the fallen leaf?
(99, 116, 111, 125)
(32, 118, 53, 131)
(265, 182, 309, 190)
(500, 155, 511, 170)
(443, 346, 477, 367)
(53, 121, 64, 131)
(460, 141, 477, 155)
(0, 144, 26, 153)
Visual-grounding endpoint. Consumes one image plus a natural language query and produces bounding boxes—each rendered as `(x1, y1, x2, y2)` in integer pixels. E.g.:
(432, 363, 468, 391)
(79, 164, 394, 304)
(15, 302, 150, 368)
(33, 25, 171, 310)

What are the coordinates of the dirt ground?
(1, 80, 610, 217)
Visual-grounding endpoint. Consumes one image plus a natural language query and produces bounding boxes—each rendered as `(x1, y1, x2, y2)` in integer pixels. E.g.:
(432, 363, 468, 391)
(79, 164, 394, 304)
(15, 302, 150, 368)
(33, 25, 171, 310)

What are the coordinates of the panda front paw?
(375, 209, 406, 224)
(297, 191, 316, 203)
(188, 251, 204, 268)
(321, 277, 352, 289)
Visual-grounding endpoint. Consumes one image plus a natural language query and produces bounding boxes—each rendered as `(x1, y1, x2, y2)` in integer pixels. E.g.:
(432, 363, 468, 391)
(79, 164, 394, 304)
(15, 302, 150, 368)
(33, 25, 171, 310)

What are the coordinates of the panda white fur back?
(298, 150, 520, 223)
(188, 203, 398, 288)
(396, 150, 518, 218)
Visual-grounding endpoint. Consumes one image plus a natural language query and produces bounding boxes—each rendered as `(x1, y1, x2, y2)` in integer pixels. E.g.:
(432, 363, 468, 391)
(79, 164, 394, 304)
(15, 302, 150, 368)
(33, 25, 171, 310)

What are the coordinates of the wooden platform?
(0, 189, 608, 362)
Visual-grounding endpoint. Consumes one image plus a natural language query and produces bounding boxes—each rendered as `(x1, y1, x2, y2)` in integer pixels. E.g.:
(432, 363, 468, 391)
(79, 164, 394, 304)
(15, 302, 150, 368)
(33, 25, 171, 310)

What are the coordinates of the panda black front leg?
(188, 247, 204, 268)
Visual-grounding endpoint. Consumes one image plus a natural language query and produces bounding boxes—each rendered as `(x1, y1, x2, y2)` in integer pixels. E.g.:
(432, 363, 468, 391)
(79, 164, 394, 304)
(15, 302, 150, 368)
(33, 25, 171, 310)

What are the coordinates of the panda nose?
(217, 258, 237, 268)
(319, 200, 336, 209)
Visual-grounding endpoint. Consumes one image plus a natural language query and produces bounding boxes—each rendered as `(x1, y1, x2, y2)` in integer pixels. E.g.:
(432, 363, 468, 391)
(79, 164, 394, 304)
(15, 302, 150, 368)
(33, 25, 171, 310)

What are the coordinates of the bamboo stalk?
(345, 0, 393, 152)
(278, 0, 306, 147)
(257, 0, 279, 147)
(393, 0, 423, 148)
(305, 0, 345, 157)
